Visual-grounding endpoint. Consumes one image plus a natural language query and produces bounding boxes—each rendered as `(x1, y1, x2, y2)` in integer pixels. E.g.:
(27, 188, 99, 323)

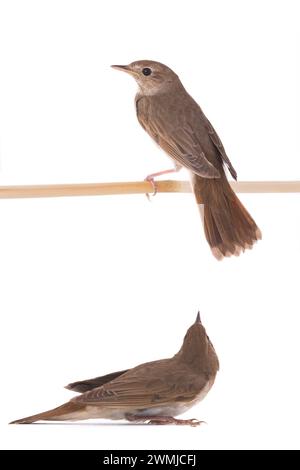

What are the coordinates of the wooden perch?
(0, 180, 299, 200)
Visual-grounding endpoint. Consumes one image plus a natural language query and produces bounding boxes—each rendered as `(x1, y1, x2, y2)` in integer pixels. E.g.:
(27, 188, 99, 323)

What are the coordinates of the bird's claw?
(170, 418, 204, 427)
(144, 177, 157, 201)
(125, 413, 204, 427)
(146, 416, 204, 427)
(188, 418, 204, 427)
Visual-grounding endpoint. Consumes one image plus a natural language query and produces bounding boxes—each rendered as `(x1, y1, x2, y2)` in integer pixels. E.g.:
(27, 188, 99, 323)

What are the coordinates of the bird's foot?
(144, 176, 158, 200)
(147, 417, 203, 427)
(126, 414, 203, 427)
(144, 166, 181, 200)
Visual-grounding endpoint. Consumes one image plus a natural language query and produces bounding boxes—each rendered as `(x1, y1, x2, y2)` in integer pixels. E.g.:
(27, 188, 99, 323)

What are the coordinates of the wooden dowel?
(230, 181, 300, 193)
(0, 180, 299, 200)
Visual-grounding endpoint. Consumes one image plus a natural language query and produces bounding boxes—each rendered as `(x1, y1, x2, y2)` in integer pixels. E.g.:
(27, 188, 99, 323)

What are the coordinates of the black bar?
(0, 449, 288, 466)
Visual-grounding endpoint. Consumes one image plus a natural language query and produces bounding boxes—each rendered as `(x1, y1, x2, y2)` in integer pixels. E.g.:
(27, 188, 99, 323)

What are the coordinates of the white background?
(0, 0, 299, 450)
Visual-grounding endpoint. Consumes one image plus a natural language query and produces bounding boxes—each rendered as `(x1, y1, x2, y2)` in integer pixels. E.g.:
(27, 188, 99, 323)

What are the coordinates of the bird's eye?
(142, 67, 152, 76)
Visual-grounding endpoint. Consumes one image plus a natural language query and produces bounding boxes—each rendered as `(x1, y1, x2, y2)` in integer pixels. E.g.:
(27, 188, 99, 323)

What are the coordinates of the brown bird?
(10, 312, 219, 426)
(111, 60, 261, 259)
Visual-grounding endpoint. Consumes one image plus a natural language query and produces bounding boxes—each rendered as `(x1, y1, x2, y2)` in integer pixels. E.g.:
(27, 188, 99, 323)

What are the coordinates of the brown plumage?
(10, 312, 219, 426)
(66, 369, 129, 393)
(112, 60, 261, 259)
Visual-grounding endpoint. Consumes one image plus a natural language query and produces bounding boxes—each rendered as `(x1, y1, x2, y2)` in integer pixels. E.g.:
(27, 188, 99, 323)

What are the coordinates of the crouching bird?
(111, 60, 261, 259)
(10, 313, 219, 426)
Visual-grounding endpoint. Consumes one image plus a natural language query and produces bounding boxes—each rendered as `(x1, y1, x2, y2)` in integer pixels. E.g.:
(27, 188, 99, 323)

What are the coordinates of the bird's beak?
(195, 311, 202, 324)
(111, 64, 132, 74)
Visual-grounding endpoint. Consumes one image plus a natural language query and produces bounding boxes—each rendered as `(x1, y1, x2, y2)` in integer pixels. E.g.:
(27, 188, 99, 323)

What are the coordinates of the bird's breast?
(136, 93, 186, 127)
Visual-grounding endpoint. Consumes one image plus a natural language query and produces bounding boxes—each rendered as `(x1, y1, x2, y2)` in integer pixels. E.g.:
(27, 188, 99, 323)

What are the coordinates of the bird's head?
(176, 312, 219, 372)
(111, 60, 180, 95)
(183, 311, 208, 350)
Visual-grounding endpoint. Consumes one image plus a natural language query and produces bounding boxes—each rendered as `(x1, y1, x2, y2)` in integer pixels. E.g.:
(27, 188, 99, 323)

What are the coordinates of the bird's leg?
(145, 164, 181, 200)
(125, 413, 202, 427)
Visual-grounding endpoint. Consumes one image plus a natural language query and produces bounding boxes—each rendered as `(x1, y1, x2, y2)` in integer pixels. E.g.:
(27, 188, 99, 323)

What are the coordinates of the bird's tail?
(191, 174, 261, 259)
(9, 401, 85, 424)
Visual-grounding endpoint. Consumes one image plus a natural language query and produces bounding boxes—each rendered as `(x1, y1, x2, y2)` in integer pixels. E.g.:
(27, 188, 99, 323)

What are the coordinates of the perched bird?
(10, 312, 219, 426)
(111, 60, 261, 259)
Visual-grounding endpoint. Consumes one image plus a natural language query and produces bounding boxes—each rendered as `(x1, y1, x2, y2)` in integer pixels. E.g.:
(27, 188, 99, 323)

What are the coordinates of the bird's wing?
(65, 369, 130, 393)
(136, 97, 220, 179)
(158, 128, 221, 178)
(204, 118, 237, 180)
(71, 360, 206, 409)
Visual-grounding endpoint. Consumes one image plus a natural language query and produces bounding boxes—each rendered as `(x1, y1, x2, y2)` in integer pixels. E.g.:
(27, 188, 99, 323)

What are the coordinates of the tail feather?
(10, 401, 84, 424)
(192, 174, 261, 259)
